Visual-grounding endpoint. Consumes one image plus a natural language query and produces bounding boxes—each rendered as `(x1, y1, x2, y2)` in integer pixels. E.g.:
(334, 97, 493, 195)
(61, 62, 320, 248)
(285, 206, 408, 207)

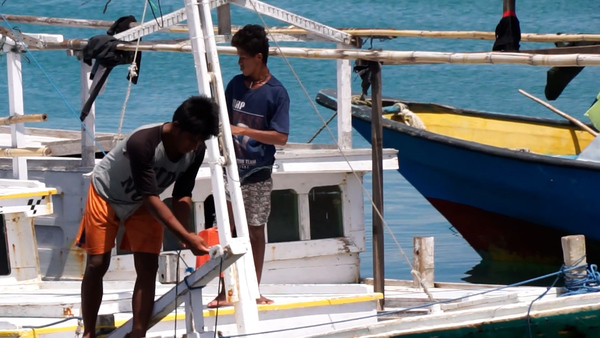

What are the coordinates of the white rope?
(392, 102, 426, 129)
(410, 270, 435, 302)
(246, 0, 427, 293)
(115, 0, 149, 139)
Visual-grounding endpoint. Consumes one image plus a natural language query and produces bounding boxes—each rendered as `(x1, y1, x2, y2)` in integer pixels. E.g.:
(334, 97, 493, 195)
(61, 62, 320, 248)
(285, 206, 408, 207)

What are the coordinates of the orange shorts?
(75, 183, 164, 255)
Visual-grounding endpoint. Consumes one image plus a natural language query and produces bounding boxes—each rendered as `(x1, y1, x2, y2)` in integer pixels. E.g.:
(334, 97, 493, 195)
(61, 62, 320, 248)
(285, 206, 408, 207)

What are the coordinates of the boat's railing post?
(5, 40, 28, 180)
(561, 234, 588, 292)
(336, 43, 352, 150)
(413, 236, 435, 288)
(79, 58, 96, 168)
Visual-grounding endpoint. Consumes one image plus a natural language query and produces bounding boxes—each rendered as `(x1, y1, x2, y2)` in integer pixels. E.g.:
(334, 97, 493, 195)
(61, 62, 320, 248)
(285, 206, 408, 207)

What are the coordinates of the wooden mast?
(370, 61, 385, 310)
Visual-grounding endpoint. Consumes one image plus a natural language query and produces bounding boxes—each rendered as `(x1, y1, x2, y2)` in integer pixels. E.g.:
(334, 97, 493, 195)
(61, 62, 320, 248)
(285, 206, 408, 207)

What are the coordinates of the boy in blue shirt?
(209, 24, 290, 307)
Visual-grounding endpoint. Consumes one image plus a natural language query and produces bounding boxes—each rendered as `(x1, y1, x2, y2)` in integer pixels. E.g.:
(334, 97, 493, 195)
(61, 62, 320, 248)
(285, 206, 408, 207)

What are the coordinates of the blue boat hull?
(355, 117, 600, 263)
(316, 89, 600, 263)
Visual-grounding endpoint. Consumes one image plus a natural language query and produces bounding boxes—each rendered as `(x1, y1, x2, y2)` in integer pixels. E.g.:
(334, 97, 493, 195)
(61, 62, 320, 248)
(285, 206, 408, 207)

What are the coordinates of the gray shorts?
(226, 177, 273, 226)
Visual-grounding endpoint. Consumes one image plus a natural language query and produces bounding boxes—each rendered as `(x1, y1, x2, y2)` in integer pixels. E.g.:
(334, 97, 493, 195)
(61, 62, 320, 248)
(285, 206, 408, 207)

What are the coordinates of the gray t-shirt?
(92, 123, 205, 220)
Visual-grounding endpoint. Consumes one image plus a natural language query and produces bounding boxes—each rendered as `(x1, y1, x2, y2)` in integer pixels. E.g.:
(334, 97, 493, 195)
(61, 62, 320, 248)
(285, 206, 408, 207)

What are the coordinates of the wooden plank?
(43, 136, 117, 157)
(0, 127, 118, 156)
(0, 126, 115, 139)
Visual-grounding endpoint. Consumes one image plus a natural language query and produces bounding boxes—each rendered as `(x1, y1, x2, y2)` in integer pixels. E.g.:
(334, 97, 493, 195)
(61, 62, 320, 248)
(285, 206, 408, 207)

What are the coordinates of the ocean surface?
(0, 0, 599, 285)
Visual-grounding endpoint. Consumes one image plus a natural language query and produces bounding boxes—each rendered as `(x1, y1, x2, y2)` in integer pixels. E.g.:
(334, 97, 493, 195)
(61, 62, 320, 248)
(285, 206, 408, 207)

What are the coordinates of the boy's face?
(237, 48, 262, 77)
(174, 125, 205, 154)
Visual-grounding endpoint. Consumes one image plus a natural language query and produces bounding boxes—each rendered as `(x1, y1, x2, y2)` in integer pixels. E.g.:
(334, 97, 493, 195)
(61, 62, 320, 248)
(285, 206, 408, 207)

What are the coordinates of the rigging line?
(116, 0, 149, 138)
(0, 13, 107, 155)
(148, 0, 165, 28)
(246, 1, 416, 274)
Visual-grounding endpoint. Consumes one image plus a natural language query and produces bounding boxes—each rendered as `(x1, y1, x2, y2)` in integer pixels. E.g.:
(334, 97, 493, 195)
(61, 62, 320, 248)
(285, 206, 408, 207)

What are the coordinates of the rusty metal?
(0, 26, 45, 49)
(2, 14, 124, 30)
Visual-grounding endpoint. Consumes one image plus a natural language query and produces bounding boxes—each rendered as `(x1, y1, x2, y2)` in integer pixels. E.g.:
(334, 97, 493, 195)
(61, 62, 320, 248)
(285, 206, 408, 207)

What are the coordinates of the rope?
(306, 111, 337, 143)
(350, 95, 426, 129)
(562, 256, 600, 296)
(208, 72, 230, 166)
(392, 102, 426, 129)
(410, 270, 435, 302)
(247, 3, 424, 293)
(0, 13, 106, 155)
(115, 0, 149, 139)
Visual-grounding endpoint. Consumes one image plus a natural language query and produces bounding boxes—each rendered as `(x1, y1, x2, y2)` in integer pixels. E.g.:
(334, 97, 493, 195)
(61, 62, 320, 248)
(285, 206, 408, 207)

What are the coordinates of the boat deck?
(0, 278, 566, 337)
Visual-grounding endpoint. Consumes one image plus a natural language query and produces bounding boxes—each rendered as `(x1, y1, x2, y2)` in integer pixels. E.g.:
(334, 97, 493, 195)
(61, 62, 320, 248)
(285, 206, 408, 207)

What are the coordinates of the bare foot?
(256, 295, 274, 305)
(208, 295, 273, 308)
(207, 296, 233, 308)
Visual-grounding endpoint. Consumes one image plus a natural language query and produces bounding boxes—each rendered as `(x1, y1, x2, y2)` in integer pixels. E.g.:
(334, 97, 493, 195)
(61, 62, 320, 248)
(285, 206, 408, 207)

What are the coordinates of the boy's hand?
(230, 125, 246, 135)
(184, 234, 210, 256)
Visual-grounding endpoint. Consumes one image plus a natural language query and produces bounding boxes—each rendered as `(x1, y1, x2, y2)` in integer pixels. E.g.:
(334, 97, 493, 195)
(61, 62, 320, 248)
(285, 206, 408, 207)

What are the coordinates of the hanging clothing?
(492, 11, 521, 52)
(80, 15, 142, 121)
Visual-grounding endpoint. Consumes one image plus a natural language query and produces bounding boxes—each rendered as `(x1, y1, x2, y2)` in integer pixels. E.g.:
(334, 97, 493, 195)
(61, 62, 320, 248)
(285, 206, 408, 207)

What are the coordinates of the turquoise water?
(0, 0, 598, 284)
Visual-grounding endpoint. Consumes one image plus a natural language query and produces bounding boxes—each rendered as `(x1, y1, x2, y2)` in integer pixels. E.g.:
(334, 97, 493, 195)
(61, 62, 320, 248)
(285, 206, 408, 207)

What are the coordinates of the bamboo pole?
(518, 89, 599, 136)
(0, 114, 47, 126)
(5, 14, 600, 43)
(36, 39, 600, 66)
(0, 147, 51, 157)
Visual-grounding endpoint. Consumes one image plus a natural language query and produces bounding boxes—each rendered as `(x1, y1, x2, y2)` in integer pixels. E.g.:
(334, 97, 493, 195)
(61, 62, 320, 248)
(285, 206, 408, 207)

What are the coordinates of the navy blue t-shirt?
(225, 74, 290, 182)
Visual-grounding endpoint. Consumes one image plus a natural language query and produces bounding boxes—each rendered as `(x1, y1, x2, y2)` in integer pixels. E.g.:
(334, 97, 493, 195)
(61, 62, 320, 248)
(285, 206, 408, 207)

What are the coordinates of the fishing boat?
(2, 0, 600, 337)
(316, 88, 600, 265)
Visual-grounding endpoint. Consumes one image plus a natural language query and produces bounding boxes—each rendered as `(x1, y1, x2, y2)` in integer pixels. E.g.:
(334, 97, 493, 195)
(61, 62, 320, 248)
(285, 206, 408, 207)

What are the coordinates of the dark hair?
(172, 95, 219, 139)
(231, 24, 269, 65)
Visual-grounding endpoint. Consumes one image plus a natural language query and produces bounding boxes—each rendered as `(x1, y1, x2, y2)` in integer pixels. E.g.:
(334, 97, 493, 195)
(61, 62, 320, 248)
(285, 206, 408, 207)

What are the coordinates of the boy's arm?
(230, 126, 288, 145)
(170, 147, 206, 233)
(171, 196, 193, 232)
(142, 195, 196, 242)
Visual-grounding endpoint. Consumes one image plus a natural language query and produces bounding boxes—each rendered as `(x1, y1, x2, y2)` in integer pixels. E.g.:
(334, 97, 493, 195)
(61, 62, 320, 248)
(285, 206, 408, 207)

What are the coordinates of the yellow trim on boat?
(384, 111, 595, 155)
(0, 188, 57, 200)
(0, 293, 382, 336)
(203, 293, 384, 316)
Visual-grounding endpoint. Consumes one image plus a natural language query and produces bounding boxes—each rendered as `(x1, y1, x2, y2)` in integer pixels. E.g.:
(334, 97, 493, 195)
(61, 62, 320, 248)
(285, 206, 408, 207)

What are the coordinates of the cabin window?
(267, 189, 300, 243)
(0, 215, 10, 275)
(309, 185, 343, 239)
